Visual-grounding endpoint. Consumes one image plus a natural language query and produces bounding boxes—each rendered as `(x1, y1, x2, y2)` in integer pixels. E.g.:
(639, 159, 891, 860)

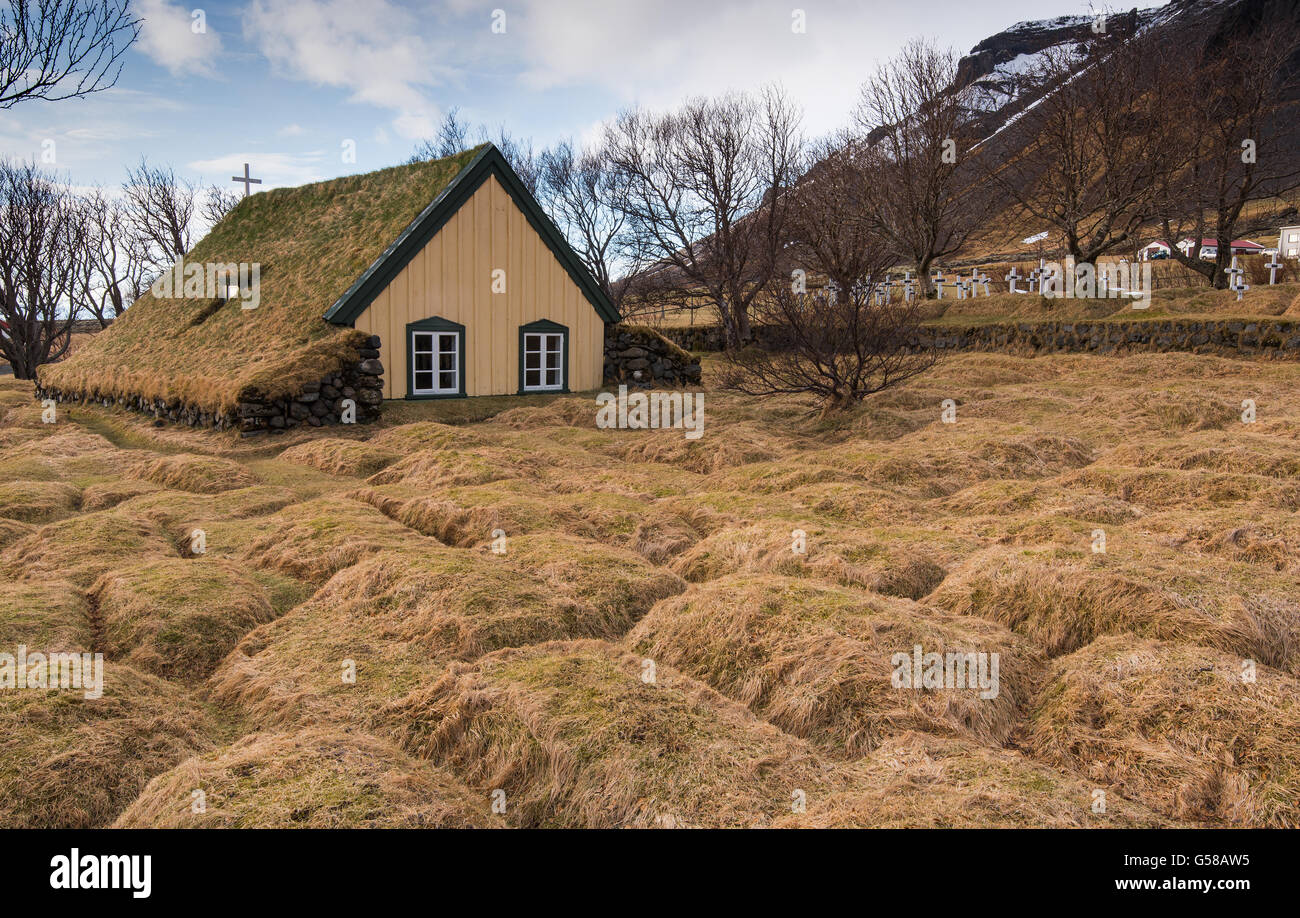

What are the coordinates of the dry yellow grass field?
(2, 343, 1299, 828)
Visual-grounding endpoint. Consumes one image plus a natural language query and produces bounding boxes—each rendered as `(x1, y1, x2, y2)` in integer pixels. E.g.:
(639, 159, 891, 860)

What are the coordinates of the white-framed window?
(522, 331, 564, 391)
(411, 329, 460, 395)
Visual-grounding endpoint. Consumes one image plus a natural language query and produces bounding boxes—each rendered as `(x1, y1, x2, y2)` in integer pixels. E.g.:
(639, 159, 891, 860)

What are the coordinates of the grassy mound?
(368, 421, 482, 452)
(2, 510, 177, 588)
(241, 495, 432, 584)
(668, 522, 971, 600)
(129, 452, 259, 493)
(115, 728, 498, 828)
(92, 558, 278, 682)
(350, 481, 651, 549)
(209, 545, 659, 731)
(0, 579, 94, 651)
(502, 533, 686, 623)
(781, 732, 1171, 828)
(277, 438, 401, 478)
(0, 663, 214, 827)
(79, 479, 161, 512)
(364, 446, 525, 489)
(386, 640, 832, 828)
(1029, 637, 1300, 827)
(0, 479, 81, 523)
(929, 548, 1224, 657)
(0, 518, 33, 551)
(38, 147, 484, 414)
(627, 576, 1038, 757)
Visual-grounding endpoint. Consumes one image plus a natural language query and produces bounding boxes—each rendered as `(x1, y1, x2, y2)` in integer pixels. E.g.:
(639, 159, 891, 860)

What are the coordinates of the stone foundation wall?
(604, 324, 702, 387)
(658, 318, 1300, 359)
(36, 335, 385, 436)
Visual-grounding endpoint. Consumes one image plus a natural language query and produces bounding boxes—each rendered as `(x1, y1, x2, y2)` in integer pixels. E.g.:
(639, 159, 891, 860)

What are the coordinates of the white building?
(1280, 226, 1300, 260)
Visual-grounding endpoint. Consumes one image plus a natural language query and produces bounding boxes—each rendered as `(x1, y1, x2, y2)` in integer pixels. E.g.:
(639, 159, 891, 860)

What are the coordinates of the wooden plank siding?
(352, 174, 605, 399)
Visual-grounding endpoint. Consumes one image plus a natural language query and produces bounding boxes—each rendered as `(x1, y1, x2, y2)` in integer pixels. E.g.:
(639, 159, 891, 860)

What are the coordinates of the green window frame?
(518, 319, 569, 394)
(407, 316, 466, 399)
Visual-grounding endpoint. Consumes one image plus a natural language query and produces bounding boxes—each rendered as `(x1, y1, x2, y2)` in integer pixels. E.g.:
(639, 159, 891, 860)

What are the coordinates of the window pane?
(524, 334, 540, 352)
(439, 353, 455, 372)
(439, 333, 457, 353)
(546, 352, 559, 369)
(525, 369, 540, 388)
(546, 335, 561, 354)
(439, 371, 456, 390)
(415, 372, 433, 391)
(414, 333, 432, 352)
(546, 369, 559, 387)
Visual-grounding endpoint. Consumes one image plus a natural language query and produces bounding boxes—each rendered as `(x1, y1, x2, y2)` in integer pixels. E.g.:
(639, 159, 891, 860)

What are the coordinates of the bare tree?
(784, 132, 894, 292)
(987, 29, 1184, 263)
(1152, 19, 1300, 287)
(539, 138, 643, 315)
(854, 39, 986, 296)
(122, 158, 195, 272)
(606, 85, 802, 347)
(719, 138, 931, 414)
(0, 0, 140, 108)
(0, 160, 87, 378)
(201, 183, 240, 228)
(409, 114, 541, 194)
(409, 108, 470, 160)
(718, 284, 935, 415)
(75, 186, 145, 328)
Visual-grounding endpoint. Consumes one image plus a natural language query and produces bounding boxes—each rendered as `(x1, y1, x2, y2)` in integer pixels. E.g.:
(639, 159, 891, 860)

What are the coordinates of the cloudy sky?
(1, 0, 1168, 193)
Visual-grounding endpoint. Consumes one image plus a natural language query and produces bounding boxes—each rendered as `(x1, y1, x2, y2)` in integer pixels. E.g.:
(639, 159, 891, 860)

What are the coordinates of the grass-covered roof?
(40, 146, 486, 414)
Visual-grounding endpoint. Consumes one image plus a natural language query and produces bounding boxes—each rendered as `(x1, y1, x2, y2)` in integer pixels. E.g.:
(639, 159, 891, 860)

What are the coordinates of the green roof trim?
(323, 143, 620, 326)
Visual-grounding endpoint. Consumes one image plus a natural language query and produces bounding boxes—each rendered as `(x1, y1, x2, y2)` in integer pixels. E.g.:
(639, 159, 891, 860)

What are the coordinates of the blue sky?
(1, 0, 1168, 195)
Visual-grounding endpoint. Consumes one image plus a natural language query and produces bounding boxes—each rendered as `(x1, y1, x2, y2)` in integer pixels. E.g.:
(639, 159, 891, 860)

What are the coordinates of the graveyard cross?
(1226, 256, 1248, 301)
(933, 270, 944, 300)
(1006, 266, 1021, 294)
(1266, 253, 1283, 285)
(231, 163, 262, 197)
(903, 271, 915, 302)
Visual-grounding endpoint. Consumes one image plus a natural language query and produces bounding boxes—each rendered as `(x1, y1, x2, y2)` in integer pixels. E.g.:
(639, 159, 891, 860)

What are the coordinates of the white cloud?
(502, 0, 1162, 139)
(136, 0, 225, 77)
(277, 123, 304, 136)
(188, 150, 330, 190)
(243, 0, 453, 140)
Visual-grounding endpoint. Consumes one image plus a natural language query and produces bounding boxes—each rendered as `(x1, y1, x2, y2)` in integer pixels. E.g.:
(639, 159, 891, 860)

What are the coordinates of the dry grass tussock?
(627, 575, 1040, 757)
(4, 351, 1300, 826)
(384, 640, 837, 828)
(0, 663, 215, 828)
(128, 452, 259, 493)
(115, 727, 499, 828)
(93, 558, 279, 682)
(1029, 637, 1300, 827)
(276, 438, 401, 478)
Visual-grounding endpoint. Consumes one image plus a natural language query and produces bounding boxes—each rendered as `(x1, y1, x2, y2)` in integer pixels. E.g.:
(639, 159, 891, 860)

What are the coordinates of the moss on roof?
(40, 146, 486, 414)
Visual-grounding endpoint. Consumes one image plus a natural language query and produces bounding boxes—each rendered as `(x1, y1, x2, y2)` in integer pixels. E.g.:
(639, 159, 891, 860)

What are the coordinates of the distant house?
(1175, 238, 1265, 260)
(39, 144, 620, 432)
(1280, 225, 1300, 260)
